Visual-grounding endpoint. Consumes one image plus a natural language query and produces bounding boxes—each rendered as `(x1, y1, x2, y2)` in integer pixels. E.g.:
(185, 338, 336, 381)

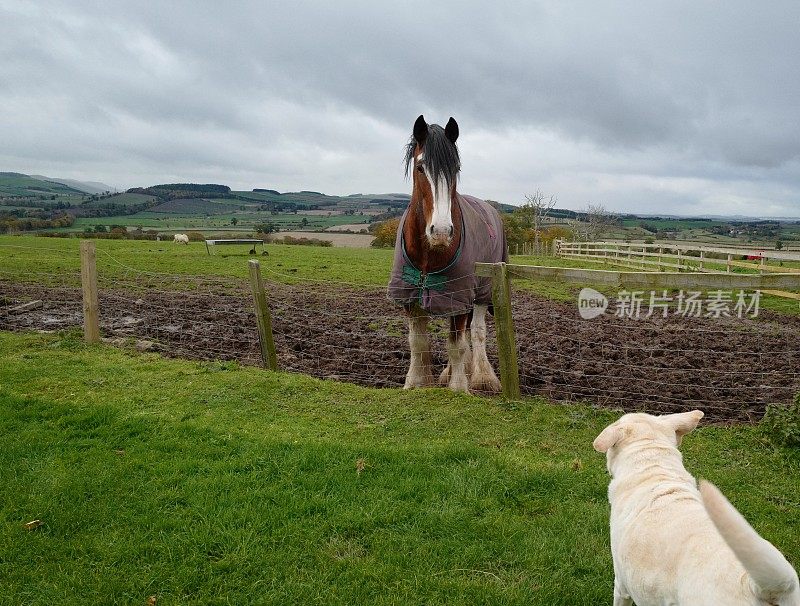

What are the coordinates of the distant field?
(47, 212, 372, 233)
(0, 234, 394, 287)
(276, 231, 375, 247)
(231, 190, 343, 207)
(0, 235, 610, 290)
(621, 218, 728, 230)
(81, 192, 156, 207)
(325, 223, 370, 233)
(149, 198, 245, 215)
(2, 235, 796, 315)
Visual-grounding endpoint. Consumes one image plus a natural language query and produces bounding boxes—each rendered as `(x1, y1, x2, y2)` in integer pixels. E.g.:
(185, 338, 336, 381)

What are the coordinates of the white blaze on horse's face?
(417, 152, 453, 248)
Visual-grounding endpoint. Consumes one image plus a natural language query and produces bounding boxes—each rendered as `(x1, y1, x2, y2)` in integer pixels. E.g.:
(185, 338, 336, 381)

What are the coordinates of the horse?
(387, 115, 508, 394)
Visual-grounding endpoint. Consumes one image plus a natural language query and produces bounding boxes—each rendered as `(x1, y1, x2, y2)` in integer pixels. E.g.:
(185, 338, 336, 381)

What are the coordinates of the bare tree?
(577, 202, 611, 241)
(522, 189, 558, 253)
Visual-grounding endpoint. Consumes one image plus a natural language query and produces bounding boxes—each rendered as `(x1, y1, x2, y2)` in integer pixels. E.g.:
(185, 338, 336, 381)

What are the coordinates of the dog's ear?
(593, 424, 623, 453)
(663, 410, 704, 439)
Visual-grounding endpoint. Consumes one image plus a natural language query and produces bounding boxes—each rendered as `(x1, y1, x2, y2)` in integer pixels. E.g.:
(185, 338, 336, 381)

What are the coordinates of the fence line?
(554, 239, 800, 299)
(1, 241, 799, 422)
(476, 260, 800, 402)
(556, 239, 800, 269)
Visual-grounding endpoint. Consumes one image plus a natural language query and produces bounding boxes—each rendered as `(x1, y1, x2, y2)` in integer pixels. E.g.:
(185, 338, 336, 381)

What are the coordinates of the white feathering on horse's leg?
(438, 364, 450, 386)
(464, 329, 473, 377)
(447, 330, 471, 393)
(469, 304, 501, 393)
(439, 335, 471, 386)
(404, 312, 434, 388)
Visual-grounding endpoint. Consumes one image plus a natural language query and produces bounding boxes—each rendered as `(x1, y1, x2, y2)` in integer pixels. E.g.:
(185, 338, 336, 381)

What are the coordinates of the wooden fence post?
(80, 240, 100, 343)
(248, 260, 278, 370)
(491, 262, 521, 399)
(727, 253, 732, 273)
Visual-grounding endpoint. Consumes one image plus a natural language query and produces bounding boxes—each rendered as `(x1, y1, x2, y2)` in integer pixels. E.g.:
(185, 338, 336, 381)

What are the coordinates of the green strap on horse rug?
(401, 264, 448, 300)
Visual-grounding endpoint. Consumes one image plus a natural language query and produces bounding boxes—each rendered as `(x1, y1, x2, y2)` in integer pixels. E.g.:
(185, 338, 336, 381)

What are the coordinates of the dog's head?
(593, 410, 704, 474)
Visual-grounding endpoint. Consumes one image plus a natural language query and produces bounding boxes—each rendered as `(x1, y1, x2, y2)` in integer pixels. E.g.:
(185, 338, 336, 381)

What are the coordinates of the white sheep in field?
(173, 234, 189, 244)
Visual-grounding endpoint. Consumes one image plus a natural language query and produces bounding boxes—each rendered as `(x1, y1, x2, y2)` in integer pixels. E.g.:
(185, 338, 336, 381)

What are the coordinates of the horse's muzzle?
(428, 234, 452, 249)
(428, 224, 453, 248)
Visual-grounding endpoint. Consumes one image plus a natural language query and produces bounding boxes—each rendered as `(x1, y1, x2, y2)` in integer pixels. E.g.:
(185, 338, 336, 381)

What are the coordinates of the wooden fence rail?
(556, 240, 800, 269)
(555, 239, 800, 299)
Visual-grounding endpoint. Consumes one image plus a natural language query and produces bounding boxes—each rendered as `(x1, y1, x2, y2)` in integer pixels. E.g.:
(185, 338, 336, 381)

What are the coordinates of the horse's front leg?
(469, 303, 501, 393)
(404, 307, 434, 388)
(442, 313, 471, 393)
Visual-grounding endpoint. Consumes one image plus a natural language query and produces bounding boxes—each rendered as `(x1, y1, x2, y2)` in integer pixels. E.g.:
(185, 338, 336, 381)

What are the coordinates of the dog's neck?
(607, 441, 697, 504)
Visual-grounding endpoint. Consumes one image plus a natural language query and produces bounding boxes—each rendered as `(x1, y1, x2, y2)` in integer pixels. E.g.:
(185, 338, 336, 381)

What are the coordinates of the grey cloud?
(0, 0, 798, 215)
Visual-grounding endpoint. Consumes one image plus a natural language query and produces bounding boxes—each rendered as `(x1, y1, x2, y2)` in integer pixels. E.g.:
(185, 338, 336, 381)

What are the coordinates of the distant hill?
(121, 183, 413, 212)
(30, 175, 116, 194)
(0, 172, 87, 197)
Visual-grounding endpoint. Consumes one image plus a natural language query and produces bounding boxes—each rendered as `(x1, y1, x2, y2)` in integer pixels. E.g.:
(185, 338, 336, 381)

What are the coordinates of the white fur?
(469, 304, 501, 392)
(416, 152, 453, 246)
(444, 327, 470, 393)
(404, 311, 433, 388)
(427, 166, 452, 242)
(594, 411, 799, 606)
(173, 233, 189, 244)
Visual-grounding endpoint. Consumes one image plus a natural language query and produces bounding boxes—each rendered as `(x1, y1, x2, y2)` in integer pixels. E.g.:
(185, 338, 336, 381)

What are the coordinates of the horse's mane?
(403, 123, 460, 194)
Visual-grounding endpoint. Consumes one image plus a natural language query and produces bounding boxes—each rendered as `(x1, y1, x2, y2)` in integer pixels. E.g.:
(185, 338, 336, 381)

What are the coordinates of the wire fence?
(2, 243, 799, 422)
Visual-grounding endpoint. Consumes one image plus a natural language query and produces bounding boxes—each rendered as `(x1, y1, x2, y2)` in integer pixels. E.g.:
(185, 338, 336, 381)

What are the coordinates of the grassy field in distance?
(1, 235, 798, 314)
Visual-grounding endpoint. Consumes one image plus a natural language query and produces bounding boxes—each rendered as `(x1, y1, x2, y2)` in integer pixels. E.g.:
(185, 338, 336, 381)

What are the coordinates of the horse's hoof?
(450, 384, 471, 394)
(405, 372, 434, 389)
(469, 360, 500, 393)
(469, 377, 501, 393)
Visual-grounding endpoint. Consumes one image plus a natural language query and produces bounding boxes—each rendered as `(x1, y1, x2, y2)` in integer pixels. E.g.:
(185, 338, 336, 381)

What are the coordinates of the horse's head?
(404, 114, 460, 249)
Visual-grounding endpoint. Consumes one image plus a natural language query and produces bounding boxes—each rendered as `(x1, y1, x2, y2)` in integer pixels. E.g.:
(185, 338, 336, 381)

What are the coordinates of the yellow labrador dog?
(594, 411, 799, 606)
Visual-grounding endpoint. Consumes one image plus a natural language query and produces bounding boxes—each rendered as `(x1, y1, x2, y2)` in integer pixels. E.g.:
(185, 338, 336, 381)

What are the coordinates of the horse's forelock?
(404, 123, 460, 192)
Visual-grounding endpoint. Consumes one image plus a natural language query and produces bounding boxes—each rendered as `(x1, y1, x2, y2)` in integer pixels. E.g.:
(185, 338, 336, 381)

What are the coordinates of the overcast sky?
(1, 1, 799, 217)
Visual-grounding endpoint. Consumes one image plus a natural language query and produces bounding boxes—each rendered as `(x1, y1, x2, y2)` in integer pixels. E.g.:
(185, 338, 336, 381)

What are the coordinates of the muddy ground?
(2, 279, 798, 422)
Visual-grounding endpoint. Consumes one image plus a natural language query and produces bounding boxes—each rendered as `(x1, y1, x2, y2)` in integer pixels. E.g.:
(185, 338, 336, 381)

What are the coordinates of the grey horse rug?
(387, 194, 508, 316)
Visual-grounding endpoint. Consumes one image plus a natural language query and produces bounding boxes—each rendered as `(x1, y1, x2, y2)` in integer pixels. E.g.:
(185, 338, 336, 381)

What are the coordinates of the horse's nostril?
(448, 225, 454, 237)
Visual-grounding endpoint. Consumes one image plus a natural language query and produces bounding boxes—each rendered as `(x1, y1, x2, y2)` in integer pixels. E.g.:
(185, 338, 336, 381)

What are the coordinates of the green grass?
(0, 236, 636, 298)
(0, 235, 394, 287)
(621, 218, 729, 230)
(0, 330, 798, 605)
(81, 193, 156, 207)
(49, 212, 370, 233)
(1, 236, 798, 316)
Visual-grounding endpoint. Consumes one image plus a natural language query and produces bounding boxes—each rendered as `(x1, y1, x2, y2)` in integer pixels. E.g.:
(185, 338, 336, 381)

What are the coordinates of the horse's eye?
(416, 165, 424, 173)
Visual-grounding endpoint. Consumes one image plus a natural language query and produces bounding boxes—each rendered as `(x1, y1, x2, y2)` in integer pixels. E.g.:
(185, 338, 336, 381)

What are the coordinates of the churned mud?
(2, 279, 798, 421)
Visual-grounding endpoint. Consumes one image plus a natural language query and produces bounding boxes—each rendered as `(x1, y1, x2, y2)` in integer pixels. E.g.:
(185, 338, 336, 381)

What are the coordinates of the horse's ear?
(413, 115, 428, 145)
(445, 117, 459, 143)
